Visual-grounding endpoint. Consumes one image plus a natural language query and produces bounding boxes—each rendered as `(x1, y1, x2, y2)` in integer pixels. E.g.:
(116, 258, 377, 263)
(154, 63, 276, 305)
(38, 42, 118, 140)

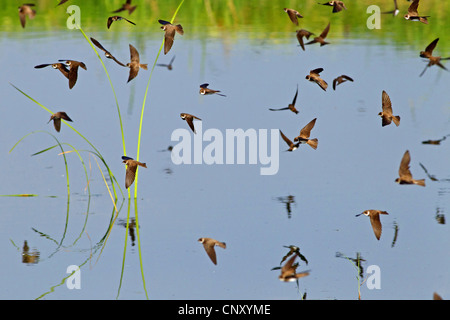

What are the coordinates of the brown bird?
(333, 75, 354, 90)
(159, 19, 184, 55)
(422, 135, 448, 145)
(107, 16, 136, 29)
(34, 63, 70, 80)
(404, 0, 429, 24)
(379, 90, 400, 127)
(269, 85, 299, 114)
(180, 113, 201, 134)
(126, 44, 148, 83)
(156, 55, 176, 70)
(58, 60, 87, 89)
(18, 4, 36, 28)
(199, 83, 226, 97)
(112, 0, 137, 15)
(356, 210, 389, 241)
(305, 22, 331, 46)
(321, 1, 347, 13)
(279, 130, 300, 152)
(296, 29, 314, 51)
(419, 38, 450, 77)
(198, 237, 226, 265)
(48, 112, 73, 133)
(121, 156, 147, 189)
(395, 150, 425, 187)
(284, 8, 303, 26)
(90, 37, 126, 67)
(278, 254, 310, 282)
(293, 118, 318, 150)
(305, 68, 328, 91)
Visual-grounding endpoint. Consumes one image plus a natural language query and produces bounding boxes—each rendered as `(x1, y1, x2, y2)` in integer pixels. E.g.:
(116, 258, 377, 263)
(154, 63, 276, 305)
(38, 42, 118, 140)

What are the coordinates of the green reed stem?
(134, 0, 185, 197)
(77, 27, 127, 157)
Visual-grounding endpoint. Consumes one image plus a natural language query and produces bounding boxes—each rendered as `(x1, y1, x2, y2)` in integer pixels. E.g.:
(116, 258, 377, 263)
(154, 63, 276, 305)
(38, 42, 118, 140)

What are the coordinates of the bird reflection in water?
(391, 221, 399, 248)
(336, 252, 366, 279)
(117, 218, 137, 246)
(274, 195, 296, 219)
(22, 240, 40, 265)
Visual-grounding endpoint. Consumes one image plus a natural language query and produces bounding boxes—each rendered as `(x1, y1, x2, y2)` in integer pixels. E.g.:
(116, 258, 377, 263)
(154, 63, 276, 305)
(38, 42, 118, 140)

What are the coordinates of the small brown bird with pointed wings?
(122, 156, 147, 189)
(294, 118, 318, 150)
(305, 22, 331, 47)
(379, 90, 400, 127)
(305, 68, 328, 91)
(356, 210, 389, 240)
(112, 0, 137, 15)
(198, 237, 226, 265)
(48, 112, 72, 133)
(404, 0, 429, 24)
(57, 60, 87, 89)
(284, 8, 303, 26)
(18, 4, 36, 28)
(199, 83, 226, 96)
(180, 113, 201, 134)
(159, 19, 184, 55)
(395, 150, 425, 187)
(278, 254, 310, 282)
(296, 29, 314, 51)
(90, 37, 126, 67)
(107, 16, 136, 29)
(419, 38, 449, 76)
(269, 85, 299, 114)
(126, 44, 147, 83)
(321, 1, 347, 13)
(333, 75, 353, 90)
(34, 62, 70, 80)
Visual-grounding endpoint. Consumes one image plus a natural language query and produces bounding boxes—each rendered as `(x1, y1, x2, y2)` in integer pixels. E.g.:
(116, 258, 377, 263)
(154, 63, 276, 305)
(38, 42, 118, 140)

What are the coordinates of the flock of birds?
(15, 0, 449, 289)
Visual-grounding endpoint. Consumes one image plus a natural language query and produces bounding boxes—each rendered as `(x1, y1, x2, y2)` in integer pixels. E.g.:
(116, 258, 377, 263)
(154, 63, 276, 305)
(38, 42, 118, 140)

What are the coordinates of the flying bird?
(34, 62, 70, 80)
(159, 19, 184, 55)
(305, 68, 328, 91)
(48, 112, 72, 133)
(156, 55, 176, 70)
(58, 59, 87, 89)
(404, 0, 429, 24)
(296, 29, 314, 51)
(269, 85, 299, 114)
(18, 4, 36, 28)
(284, 8, 303, 26)
(379, 90, 400, 127)
(180, 113, 201, 134)
(126, 44, 148, 83)
(198, 237, 226, 265)
(293, 118, 318, 150)
(321, 1, 347, 13)
(122, 156, 147, 189)
(112, 0, 137, 14)
(278, 254, 310, 282)
(395, 150, 425, 187)
(90, 37, 126, 67)
(107, 16, 136, 29)
(419, 38, 450, 77)
(199, 83, 226, 97)
(332, 75, 353, 90)
(305, 22, 331, 46)
(355, 210, 389, 241)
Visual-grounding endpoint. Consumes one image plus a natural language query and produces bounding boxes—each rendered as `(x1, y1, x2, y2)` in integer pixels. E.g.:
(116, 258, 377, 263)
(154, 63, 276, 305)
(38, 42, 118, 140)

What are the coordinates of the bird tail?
(320, 41, 330, 46)
(392, 115, 400, 127)
(419, 17, 429, 24)
(141, 64, 148, 70)
(139, 162, 147, 168)
(307, 138, 318, 150)
(414, 179, 426, 187)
